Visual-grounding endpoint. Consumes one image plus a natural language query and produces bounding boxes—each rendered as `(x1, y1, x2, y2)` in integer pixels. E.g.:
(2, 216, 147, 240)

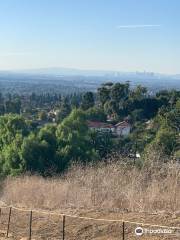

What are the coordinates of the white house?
(115, 121, 131, 136)
(87, 121, 115, 133)
(87, 120, 131, 137)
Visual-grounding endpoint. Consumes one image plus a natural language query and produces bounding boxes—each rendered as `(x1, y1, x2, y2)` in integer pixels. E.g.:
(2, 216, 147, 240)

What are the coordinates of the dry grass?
(1, 160, 180, 214)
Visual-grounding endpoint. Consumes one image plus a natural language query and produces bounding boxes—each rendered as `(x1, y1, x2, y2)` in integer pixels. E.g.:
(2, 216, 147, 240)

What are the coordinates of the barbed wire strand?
(0, 200, 179, 230)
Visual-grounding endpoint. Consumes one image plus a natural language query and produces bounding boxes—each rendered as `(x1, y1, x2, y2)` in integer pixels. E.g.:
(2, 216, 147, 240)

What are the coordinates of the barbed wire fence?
(0, 201, 179, 239)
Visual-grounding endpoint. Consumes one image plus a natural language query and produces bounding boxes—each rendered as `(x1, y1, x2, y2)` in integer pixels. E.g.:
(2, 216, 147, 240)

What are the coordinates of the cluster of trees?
(97, 82, 162, 121)
(0, 93, 21, 115)
(0, 83, 179, 176)
(0, 110, 112, 176)
(120, 90, 180, 158)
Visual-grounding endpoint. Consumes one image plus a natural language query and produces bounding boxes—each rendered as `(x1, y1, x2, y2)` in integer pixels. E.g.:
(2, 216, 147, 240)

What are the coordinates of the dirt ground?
(0, 207, 179, 240)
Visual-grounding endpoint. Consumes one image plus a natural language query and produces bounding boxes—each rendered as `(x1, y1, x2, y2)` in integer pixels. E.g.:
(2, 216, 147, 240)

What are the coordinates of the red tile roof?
(87, 121, 114, 129)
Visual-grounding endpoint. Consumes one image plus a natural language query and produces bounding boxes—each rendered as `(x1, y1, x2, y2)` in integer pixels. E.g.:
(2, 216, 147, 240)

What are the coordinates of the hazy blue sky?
(0, 0, 179, 73)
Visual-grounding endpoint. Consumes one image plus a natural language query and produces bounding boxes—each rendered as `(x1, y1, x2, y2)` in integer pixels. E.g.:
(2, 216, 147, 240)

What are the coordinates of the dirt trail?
(0, 208, 179, 239)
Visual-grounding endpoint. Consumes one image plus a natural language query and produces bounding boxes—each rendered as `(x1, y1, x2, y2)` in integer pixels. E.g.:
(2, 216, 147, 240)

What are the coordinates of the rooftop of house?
(87, 121, 114, 129)
(87, 120, 131, 129)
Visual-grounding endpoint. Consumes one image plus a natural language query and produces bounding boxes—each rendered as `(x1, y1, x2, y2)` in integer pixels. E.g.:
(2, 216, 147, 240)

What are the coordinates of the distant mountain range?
(0, 67, 180, 94)
(1, 67, 179, 79)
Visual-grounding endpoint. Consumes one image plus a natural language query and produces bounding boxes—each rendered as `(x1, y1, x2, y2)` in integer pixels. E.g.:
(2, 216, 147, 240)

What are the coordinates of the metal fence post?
(122, 221, 125, 240)
(0, 208, 1, 224)
(29, 210, 33, 240)
(6, 207, 12, 237)
(62, 215, 66, 240)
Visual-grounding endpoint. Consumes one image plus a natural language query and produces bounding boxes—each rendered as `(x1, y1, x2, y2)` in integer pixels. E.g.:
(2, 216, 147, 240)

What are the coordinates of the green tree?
(22, 134, 47, 173)
(110, 83, 129, 102)
(153, 127, 177, 155)
(130, 109, 145, 122)
(5, 97, 21, 114)
(0, 134, 25, 176)
(85, 106, 106, 122)
(98, 82, 130, 117)
(90, 130, 113, 158)
(130, 85, 147, 101)
(0, 114, 29, 150)
(97, 83, 111, 105)
(56, 98, 71, 123)
(81, 92, 95, 110)
(56, 109, 97, 168)
(22, 125, 58, 174)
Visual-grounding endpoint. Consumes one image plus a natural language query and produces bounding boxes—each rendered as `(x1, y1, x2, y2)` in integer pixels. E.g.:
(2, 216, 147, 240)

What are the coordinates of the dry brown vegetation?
(0, 159, 180, 239)
(1, 160, 179, 214)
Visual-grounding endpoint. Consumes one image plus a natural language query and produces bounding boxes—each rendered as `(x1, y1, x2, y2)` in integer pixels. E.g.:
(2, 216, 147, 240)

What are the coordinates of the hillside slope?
(0, 207, 179, 239)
